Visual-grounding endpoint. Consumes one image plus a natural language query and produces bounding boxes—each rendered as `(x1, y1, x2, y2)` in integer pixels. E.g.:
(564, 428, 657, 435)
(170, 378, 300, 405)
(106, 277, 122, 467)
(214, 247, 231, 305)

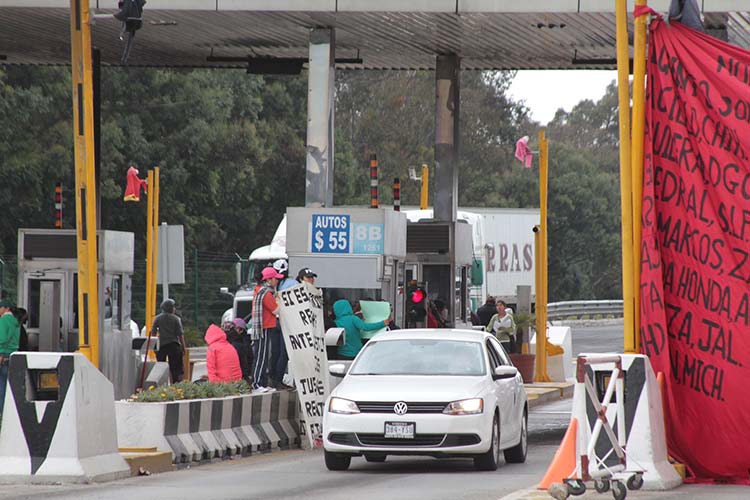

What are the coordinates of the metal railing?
(546, 300, 623, 320)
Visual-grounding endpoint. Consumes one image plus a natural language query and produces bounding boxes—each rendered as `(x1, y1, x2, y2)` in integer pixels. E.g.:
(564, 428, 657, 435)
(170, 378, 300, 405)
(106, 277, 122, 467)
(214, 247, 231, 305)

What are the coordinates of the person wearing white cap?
(273, 259, 297, 291)
(250, 267, 282, 392)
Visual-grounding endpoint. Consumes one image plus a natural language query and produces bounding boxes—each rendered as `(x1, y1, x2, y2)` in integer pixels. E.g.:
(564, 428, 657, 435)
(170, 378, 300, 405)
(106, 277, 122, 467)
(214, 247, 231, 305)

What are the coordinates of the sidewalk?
(524, 381, 574, 408)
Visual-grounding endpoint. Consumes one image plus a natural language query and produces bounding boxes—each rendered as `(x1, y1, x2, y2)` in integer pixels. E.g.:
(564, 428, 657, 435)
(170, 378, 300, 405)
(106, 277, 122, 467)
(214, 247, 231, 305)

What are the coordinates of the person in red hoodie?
(204, 324, 242, 383)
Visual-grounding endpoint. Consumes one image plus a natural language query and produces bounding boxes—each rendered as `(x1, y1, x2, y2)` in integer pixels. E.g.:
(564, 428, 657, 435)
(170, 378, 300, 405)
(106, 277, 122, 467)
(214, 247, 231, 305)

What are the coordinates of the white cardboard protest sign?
(277, 282, 329, 448)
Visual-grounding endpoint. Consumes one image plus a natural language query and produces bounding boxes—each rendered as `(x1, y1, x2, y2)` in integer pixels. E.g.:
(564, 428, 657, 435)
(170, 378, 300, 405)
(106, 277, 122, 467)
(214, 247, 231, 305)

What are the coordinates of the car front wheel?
(324, 450, 351, 471)
(474, 413, 500, 471)
(504, 409, 527, 463)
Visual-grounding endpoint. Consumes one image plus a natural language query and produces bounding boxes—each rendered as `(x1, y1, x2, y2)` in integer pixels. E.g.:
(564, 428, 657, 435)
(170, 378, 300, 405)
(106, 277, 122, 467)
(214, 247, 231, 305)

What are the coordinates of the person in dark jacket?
(226, 318, 252, 385)
(150, 299, 185, 383)
(476, 296, 497, 328)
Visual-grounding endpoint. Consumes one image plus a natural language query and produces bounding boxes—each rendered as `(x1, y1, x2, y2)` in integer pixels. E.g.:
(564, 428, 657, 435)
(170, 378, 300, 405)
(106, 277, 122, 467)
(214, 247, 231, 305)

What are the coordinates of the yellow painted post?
(70, 0, 100, 367)
(630, 0, 649, 353)
(616, 0, 636, 355)
(152, 167, 160, 316)
(534, 129, 551, 383)
(420, 164, 429, 210)
(145, 170, 155, 331)
(534, 226, 545, 380)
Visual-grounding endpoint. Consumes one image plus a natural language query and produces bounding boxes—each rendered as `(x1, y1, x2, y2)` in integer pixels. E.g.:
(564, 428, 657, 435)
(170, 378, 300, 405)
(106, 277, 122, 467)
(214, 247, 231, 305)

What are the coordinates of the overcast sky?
(508, 70, 618, 124)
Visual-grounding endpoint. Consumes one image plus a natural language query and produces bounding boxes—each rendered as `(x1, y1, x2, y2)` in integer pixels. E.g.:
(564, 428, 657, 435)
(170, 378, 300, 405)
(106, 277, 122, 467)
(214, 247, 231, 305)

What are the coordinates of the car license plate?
(384, 421, 415, 439)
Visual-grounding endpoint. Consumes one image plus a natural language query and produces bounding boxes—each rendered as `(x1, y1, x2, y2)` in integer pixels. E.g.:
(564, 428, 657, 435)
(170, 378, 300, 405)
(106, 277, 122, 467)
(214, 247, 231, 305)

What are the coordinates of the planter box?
(116, 390, 300, 464)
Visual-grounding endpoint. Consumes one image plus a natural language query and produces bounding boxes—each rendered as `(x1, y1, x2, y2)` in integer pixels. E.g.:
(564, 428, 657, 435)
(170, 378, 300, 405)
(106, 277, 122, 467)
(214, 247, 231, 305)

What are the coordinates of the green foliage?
(130, 380, 250, 402)
(0, 65, 624, 311)
(183, 327, 206, 347)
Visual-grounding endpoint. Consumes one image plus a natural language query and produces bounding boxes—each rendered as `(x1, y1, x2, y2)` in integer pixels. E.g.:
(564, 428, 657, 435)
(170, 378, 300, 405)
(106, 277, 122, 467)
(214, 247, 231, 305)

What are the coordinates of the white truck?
(222, 206, 539, 321)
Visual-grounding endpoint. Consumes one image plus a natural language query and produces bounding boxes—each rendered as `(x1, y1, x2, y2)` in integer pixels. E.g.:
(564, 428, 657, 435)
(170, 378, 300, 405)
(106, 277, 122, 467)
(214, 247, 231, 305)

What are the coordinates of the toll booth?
(17, 229, 138, 399)
(286, 207, 407, 328)
(405, 219, 474, 328)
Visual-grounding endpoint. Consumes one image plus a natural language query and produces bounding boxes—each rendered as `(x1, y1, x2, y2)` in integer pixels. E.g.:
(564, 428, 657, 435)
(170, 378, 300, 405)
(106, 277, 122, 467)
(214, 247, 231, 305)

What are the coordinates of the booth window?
(112, 276, 121, 330)
(26, 279, 42, 329)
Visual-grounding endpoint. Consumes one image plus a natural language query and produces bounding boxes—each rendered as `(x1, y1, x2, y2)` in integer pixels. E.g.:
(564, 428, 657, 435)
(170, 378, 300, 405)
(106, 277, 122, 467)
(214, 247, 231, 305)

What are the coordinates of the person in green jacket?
(0, 300, 20, 411)
(485, 300, 516, 353)
(334, 299, 390, 360)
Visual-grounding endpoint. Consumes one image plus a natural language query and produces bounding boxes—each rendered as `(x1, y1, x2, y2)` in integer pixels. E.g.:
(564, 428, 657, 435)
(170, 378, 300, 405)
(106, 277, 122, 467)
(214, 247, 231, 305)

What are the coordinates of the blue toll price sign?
(311, 214, 351, 253)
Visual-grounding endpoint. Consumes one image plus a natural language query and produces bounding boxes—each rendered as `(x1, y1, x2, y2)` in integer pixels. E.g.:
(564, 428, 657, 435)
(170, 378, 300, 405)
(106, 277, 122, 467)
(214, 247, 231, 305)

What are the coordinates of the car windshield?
(350, 339, 486, 376)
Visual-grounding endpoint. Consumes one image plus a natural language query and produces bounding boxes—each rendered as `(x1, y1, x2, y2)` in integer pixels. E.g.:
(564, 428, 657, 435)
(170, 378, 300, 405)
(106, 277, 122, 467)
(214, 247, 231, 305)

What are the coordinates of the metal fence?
(547, 300, 624, 319)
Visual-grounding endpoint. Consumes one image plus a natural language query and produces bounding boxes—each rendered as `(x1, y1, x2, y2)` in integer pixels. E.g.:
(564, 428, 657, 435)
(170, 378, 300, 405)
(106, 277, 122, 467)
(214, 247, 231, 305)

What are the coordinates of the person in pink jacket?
(204, 324, 242, 383)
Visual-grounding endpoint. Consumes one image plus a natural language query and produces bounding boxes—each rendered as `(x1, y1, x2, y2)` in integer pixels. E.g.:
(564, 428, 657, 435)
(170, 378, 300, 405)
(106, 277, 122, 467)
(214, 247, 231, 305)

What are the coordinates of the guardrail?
(546, 300, 623, 320)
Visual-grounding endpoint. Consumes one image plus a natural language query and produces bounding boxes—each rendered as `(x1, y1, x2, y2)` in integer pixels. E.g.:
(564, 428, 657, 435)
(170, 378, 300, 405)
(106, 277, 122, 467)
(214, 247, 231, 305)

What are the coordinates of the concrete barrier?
(116, 390, 300, 464)
(0, 353, 130, 483)
(530, 326, 573, 382)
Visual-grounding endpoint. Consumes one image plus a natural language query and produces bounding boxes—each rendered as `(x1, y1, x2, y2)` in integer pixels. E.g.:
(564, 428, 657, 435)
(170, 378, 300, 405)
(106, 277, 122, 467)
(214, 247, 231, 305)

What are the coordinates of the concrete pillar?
(434, 54, 460, 223)
(305, 28, 335, 208)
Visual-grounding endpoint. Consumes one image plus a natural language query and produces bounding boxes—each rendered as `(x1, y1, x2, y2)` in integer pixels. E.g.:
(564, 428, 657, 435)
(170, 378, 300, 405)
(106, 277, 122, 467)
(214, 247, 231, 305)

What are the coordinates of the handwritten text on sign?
(277, 282, 329, 448)
(640, 20, 750, 480)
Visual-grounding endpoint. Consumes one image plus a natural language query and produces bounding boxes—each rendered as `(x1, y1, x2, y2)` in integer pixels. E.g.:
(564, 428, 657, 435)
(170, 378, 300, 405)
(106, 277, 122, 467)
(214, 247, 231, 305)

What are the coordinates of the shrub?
(183, 327, 207, 347)
(129, 380, 251, 402)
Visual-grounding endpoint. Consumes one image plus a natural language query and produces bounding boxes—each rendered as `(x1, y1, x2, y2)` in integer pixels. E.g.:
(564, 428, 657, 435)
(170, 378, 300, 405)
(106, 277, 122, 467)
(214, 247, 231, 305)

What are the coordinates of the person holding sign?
(296, 267, 318, 285)
(250, 267, 282, 393)
(333, 299, 390, 360)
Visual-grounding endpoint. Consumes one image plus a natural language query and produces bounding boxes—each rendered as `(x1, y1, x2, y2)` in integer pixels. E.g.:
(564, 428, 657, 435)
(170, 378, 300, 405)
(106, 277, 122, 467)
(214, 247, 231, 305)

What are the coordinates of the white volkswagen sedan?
(322, 329, 528, 471)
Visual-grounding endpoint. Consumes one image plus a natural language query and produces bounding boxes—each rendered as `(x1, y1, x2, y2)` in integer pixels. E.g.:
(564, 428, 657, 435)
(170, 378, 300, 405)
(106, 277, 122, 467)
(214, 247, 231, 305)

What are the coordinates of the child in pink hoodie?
(205, 324, 242, 383)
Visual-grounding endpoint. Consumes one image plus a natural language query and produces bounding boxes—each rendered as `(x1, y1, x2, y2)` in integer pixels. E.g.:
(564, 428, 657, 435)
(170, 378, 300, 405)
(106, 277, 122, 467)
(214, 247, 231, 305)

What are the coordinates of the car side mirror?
(493, 365, 518, 380)
(329, 363, 347, 377)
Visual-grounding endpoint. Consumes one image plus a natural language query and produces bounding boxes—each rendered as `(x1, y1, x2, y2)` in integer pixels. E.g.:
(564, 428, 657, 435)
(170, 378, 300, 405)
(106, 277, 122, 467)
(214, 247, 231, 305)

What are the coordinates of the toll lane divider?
(116, 390, 300, 464)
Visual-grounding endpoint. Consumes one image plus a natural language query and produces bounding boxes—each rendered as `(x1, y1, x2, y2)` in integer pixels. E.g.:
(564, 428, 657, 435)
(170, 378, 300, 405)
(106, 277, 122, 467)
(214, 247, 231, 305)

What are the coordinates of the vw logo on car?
(393, 401, 408, 415)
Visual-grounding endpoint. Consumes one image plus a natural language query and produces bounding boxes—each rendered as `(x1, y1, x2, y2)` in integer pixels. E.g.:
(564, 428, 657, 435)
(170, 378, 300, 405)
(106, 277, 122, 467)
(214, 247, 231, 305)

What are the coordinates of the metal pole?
(370, 154, 379, 208)
(534, 226, 546, 381)
(145, 170, 154, 330)
(420, 164, 429, 210)
(193, 247, 199, 329)
(535, 129, 551, 383)
(161, 222, 169, 301)
(70, 0, 100, 367)
(93, 47, 101, 230)
(152, 167, 160, 319)
(616, 0, 636, 355)
(393, 178, 401, 211)
(630, 0, 649, 354)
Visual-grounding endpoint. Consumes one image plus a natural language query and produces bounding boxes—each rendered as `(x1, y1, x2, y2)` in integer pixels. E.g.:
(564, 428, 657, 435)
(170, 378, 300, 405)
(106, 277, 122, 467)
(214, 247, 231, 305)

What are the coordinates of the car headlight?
(443, 398, 483, 415)
(329, 397, 360, 415)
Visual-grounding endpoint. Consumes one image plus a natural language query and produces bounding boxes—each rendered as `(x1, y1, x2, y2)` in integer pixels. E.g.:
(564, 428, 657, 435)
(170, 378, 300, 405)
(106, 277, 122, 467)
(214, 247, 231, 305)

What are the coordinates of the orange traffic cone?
(538, 417, 578, 489)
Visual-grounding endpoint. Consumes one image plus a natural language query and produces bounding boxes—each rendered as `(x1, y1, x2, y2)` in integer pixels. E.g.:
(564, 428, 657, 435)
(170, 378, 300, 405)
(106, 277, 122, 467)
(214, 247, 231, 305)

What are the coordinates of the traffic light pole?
(70, 0, 100, 367)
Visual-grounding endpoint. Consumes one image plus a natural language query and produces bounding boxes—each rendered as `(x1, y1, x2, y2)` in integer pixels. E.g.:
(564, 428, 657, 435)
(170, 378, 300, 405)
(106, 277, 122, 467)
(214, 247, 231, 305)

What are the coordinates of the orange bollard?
(538, 417, 578, 489)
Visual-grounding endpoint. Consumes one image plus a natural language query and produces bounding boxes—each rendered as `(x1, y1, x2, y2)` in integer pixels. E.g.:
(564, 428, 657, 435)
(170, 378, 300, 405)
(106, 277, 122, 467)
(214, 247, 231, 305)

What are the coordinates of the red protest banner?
(641, 19, 750, 482)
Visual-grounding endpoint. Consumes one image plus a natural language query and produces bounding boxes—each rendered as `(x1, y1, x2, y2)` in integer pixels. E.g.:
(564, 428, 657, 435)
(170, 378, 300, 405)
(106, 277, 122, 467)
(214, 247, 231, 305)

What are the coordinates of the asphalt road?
(569, 321, 624, 355)
(1, 398, 570, 500)
(6, 322, 737, 500)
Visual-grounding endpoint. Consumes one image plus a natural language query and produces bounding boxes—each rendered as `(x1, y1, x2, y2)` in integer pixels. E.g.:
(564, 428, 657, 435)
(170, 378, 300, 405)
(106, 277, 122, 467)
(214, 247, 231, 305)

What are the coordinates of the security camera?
(409, 167, 419, 181)
(532, 225, 540, 233)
